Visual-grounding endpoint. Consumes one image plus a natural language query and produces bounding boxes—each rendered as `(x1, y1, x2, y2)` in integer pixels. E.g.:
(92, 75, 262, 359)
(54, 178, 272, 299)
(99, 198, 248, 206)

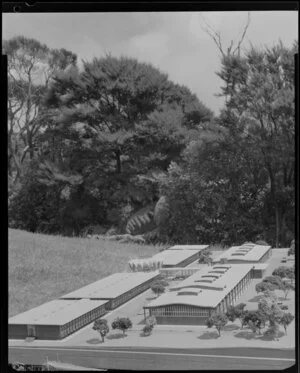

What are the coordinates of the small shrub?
(142, 324, 153, 336)
(206, 313, 228, 336)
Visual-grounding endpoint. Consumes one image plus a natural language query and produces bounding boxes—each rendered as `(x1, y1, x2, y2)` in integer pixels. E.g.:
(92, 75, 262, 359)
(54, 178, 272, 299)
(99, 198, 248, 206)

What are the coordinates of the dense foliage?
(7, 35, 296, 247)
(93, 318, 110, 342)
(111, 317, 133, 335)
(206, 313, 228, 336)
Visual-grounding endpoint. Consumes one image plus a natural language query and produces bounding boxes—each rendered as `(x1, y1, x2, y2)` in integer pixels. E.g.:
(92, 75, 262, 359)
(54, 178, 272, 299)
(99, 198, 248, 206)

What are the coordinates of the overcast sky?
(3, 11, 298, 114)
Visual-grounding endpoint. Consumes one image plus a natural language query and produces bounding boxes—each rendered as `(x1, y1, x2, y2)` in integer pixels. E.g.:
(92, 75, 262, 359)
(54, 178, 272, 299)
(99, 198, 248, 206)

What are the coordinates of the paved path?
(9, 346, 295, 370)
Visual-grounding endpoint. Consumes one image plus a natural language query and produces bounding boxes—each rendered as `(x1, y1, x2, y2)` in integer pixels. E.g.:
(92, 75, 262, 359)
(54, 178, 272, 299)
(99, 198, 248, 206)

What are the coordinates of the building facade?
(9, 299, 108, 340)
(144, 264, 253, 325)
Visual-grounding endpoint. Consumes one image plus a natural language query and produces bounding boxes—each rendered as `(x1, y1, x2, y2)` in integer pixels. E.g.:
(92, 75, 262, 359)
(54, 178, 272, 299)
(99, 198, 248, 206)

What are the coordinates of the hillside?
(8, 229, 165, 317)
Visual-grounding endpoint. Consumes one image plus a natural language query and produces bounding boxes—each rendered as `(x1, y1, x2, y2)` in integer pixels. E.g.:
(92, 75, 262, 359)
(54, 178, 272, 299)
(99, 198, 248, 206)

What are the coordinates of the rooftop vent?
(209, 270, 226, 274)
(213, 266, 231, 270)
(195, 279, 213, 283)
(201, 274, 220, 279)
(178, 289, 201, 296)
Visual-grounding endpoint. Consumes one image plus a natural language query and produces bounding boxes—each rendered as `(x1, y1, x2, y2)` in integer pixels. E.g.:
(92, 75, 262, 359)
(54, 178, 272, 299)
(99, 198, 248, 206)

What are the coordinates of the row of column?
(216, 271, 252, 313)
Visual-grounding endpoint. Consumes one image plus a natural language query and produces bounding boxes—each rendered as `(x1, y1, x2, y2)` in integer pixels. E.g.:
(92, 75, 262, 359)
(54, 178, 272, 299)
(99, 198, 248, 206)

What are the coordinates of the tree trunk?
(115, 149, 121, 173)
(275, 204, 280, 248)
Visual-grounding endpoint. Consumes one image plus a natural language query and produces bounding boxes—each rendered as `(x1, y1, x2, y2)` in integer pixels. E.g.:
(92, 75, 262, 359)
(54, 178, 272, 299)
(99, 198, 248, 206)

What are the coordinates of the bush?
(8, 175, 62, 234)
(142, 324, 153, 336)
(206, 313, 228, 336)
(111, 317, 132, 335)
(255, 240, 269, 246)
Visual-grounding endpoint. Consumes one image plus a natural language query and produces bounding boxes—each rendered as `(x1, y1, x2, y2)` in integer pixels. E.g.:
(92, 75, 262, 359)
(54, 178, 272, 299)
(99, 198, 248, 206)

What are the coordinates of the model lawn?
(9, 228, 167, 317)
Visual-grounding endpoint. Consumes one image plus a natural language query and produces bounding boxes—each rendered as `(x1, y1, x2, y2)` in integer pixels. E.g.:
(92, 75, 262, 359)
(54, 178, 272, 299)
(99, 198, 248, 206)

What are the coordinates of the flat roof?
(9, 299, 108, 326)
(213, 243, 271, 262)
(252, 263, 269, 270)
(168, 245, 209, 251)
(145, 264, 253, 309)
(60, 271, 159, 300)
(151, 250, 198, 266)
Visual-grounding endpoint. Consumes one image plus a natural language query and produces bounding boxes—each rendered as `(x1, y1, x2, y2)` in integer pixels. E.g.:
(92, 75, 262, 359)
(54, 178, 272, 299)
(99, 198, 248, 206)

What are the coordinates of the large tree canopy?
(34, 54, 213, 234)
(156, 40, 296, 246)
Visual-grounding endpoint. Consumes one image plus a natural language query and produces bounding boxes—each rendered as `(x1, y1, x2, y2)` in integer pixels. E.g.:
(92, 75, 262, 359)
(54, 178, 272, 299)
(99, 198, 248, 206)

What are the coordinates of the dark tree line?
(6, 35, 296, 246)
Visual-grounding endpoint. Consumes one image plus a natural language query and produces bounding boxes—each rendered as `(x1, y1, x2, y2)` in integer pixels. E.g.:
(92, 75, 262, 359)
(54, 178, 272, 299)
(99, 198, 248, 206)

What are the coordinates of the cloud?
(2, 11, 298, 114)
(114, 31, 171, 67)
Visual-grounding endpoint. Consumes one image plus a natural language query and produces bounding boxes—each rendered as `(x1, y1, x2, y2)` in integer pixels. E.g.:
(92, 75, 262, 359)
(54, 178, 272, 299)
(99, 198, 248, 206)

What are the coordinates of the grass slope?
(9, 229, 165, 317)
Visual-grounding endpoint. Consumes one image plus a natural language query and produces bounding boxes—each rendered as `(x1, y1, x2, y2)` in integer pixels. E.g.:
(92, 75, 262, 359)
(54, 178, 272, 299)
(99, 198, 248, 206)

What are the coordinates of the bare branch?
(199, 14, 226, 57)
(199, 12, 251, 57)
(233, 12, 251, 56)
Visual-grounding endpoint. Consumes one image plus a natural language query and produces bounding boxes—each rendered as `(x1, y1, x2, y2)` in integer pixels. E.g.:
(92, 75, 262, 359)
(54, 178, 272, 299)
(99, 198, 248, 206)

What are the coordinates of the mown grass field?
(9, 229, 166, 317)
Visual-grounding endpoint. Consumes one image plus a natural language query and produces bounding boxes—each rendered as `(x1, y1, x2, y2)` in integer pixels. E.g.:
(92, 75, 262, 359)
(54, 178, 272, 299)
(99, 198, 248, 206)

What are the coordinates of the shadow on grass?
(234, 330, 258, 340)
(86, 338, 103, 344)
(139, 331, 151, 337)
(260, 331, 285, 341)
(106, 332, 126, 340)
(223, 324, 240, 331)
(198, 331, 220, 339)
(248, 295, 264, 302)
(234, 330, 285, 341)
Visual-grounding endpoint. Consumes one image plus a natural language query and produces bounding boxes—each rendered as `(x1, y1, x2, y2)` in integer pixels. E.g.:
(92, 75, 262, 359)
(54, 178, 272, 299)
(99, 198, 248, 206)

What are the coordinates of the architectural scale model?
(144, 264, 254, 325)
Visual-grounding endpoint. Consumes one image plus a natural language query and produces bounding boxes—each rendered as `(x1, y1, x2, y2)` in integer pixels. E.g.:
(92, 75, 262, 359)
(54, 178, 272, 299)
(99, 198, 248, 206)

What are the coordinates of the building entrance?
(27, 325, 36, 337)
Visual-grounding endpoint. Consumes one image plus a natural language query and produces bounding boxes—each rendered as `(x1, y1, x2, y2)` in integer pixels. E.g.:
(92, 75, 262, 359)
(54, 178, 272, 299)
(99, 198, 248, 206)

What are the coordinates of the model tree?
(156, 275, 169, 287)
(272, 266, 293, 279)
(151, 282, 166, 297)
(288, 242, 295, 256)
(93, 319, 110, 343)
(262, 275, 283, 287)
(142, 316, 157, 336)
(241, 310, 267, 334)
(198, 250, 213, 264)
(272, 266, 295, 286)
(255, 281, 277, 295)
(206, 313, 228, 336)
(278, 312, 294, 334)
(111, 317, 133, 336)
(258, 293, 283, 340)
(142, 324, 153, 336)
(280, 280, 294, 300)
(225, 303, 246, 328)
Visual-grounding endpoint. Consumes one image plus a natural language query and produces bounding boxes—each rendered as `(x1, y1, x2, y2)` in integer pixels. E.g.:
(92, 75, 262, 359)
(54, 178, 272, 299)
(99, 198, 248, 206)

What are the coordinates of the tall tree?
(4, 36, 77, 183)
(216, 41, 297, 246)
